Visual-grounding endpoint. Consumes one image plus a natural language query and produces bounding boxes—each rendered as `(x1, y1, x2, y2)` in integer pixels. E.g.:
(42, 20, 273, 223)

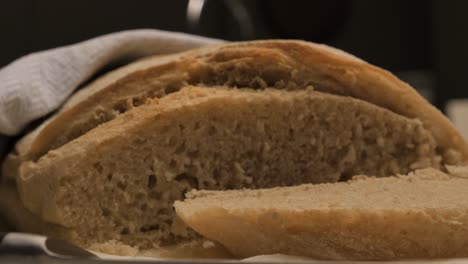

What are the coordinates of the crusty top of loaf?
(8, 40, 468, 168)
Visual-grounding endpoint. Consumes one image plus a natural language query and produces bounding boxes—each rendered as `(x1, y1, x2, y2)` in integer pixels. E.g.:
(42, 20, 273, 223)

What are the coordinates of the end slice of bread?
(175, 167, 468, 260)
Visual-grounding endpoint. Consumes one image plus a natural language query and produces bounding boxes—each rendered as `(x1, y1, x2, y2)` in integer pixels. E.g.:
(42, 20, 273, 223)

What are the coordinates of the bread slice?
(13, 86, 440, 248)
(175, 166, 468, 260)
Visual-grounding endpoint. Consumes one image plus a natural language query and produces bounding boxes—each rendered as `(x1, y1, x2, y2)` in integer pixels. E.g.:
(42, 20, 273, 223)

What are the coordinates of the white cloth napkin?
(0, 29, 222, 136)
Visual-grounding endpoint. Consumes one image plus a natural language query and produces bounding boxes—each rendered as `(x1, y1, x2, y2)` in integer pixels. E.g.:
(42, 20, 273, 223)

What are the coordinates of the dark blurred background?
(1, 0, 468, 110)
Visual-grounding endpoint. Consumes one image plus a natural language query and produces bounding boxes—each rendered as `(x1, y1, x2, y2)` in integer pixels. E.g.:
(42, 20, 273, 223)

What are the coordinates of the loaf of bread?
(1, 40, 467, 250)
(175, 166, 468, 260)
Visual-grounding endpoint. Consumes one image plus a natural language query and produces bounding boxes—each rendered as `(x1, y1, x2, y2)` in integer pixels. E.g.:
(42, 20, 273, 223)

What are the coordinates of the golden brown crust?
(8, 40, 467, 167)
(254, 41, 467, 162)
(13, 53, 186, 161)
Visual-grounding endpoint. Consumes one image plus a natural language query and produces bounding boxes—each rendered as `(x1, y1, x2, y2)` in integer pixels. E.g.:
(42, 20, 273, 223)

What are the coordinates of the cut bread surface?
(16, 86, 439, 248)
(175, 167, 468, 260)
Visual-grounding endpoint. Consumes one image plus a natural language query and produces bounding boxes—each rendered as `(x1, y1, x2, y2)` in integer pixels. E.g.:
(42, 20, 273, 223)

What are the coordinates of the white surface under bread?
(92, 253, 468, 263)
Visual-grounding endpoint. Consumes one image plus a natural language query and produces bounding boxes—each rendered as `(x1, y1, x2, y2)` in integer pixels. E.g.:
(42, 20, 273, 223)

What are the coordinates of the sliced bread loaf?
(175, 166, 468, 260)
(2, 40, 467, 251)
(13, 86, 440, 248)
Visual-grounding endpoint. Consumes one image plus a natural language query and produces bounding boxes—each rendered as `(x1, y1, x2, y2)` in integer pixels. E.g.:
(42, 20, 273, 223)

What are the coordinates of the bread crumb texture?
(88, 240, 139, 257)
(89, 239, 233, 259)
